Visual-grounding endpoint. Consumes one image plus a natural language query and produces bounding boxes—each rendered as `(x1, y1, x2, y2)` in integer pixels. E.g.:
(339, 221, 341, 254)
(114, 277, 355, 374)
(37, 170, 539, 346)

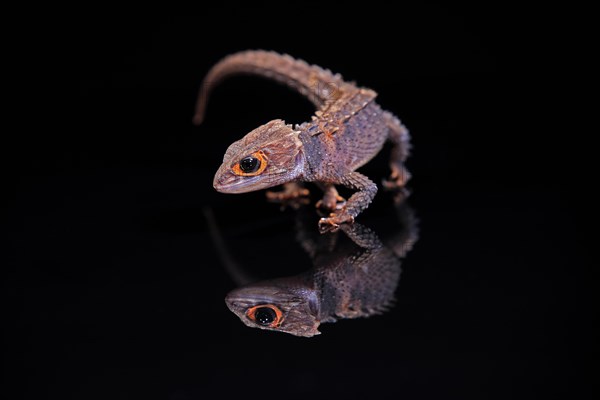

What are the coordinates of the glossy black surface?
(6, 7, 592, 400)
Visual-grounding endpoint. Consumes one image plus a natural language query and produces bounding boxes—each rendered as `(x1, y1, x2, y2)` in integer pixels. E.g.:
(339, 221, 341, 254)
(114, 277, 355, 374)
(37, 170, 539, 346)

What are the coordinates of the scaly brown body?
(194, 50, 411, 230)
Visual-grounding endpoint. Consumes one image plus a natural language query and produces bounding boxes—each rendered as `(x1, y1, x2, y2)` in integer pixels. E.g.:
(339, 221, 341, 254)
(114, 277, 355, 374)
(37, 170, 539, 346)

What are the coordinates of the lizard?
(193, 50, 411, 231)
(206, 202, 419, 337)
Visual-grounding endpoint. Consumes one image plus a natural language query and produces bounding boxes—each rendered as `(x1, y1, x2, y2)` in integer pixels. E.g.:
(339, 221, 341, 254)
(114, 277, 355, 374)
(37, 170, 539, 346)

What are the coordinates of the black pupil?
(239, 156, 260, 173)
(254, 307, 276, 325)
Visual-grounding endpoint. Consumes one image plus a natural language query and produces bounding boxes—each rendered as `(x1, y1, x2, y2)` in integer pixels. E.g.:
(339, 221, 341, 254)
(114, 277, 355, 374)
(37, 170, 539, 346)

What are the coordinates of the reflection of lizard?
(205, 204, 418, 337)
(194, 50, 411, 231)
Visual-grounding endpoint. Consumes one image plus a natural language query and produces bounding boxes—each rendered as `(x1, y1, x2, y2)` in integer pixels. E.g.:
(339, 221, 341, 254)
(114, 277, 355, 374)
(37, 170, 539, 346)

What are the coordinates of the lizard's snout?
(213, 163, 236, 193)
(213, 166, 259, 194)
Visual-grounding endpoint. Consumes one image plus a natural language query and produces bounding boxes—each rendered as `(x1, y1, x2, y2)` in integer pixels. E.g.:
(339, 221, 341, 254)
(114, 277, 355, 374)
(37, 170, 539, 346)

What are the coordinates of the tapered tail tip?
(192, 113, 204, 126)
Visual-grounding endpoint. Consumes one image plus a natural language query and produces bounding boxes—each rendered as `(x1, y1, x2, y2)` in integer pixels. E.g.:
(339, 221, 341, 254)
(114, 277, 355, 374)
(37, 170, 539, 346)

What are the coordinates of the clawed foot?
(382, 166, 411, 191)
(316, 194, 346, 212)
(318, 212, 355, 233)
(266, 184, 310, 210)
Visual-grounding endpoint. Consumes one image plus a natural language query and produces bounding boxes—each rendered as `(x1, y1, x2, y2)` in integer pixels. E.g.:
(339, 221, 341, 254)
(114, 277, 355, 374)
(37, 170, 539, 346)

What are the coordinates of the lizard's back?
(297, 92, 389, 177)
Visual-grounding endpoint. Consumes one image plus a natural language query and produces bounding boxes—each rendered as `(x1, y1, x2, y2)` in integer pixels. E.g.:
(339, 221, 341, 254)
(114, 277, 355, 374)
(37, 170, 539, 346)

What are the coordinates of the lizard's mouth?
(213, 168, 265, 193)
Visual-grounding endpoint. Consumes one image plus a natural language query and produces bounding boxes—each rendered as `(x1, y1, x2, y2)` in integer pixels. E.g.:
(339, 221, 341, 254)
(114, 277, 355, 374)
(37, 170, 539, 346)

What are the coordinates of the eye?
(232, 151, 268, 176)
(239, 156, 260, 173)
(254, 307, 275, 325)
(247, 304, 283, 327)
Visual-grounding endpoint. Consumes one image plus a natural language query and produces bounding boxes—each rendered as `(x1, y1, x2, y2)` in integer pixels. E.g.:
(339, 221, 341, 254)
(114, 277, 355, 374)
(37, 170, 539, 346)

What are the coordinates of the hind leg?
(382, 112, 411, 190)
(315, 183, 346, 212)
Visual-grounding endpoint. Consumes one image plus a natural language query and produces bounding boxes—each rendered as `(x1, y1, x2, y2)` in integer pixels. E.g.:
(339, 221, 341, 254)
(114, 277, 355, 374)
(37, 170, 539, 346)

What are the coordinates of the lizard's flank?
(194, 50, 411, 230)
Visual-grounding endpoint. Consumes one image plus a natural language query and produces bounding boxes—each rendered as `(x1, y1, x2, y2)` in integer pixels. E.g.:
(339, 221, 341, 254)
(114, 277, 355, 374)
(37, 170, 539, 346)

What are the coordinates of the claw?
(317, 212, 354, 233)
(318, 217, 340, 233)
(266, 185, 310, 210)
(383, 165, 411, 191)
(381, 178, 401, 191)
(316, 194, 346, 212)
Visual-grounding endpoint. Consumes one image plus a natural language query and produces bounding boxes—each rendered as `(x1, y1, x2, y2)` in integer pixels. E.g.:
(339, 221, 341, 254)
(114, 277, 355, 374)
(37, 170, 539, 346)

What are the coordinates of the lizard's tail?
(192, 50, 348, 125)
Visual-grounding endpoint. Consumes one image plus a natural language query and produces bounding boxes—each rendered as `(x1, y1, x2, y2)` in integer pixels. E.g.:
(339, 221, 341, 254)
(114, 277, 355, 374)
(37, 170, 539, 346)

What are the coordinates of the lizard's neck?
(293, 129, 315, 182)
(295, 127, 323, 182)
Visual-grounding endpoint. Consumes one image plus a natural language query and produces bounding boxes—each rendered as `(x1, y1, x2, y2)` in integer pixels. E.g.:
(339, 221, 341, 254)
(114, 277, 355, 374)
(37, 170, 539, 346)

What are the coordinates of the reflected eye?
(247, 304, 283, 327)
(239, 156, 259, 173)
(254, 307, 275, 325)
(232, 151, 268, 176)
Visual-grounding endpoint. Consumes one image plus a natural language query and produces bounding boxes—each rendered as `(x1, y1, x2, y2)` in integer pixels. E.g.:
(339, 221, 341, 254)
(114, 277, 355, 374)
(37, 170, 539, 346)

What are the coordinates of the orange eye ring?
(246, 304, 284, 328)
(231, 151, 268, 176)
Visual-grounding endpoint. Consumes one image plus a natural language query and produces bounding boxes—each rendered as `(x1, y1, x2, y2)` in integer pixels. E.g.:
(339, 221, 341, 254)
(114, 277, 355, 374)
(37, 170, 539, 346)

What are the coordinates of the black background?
(5, 5, 595, 400)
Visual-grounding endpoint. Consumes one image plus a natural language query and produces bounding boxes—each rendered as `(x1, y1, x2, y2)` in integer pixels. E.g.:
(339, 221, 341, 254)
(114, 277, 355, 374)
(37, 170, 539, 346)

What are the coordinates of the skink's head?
(225, 281, 321, 337)
(213, 119, 304, 193)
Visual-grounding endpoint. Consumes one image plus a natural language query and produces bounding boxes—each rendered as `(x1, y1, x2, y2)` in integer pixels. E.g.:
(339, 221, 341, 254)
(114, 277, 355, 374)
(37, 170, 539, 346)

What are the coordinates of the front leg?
(265, 182, 310, 209)
(318, 172, 377, 232)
